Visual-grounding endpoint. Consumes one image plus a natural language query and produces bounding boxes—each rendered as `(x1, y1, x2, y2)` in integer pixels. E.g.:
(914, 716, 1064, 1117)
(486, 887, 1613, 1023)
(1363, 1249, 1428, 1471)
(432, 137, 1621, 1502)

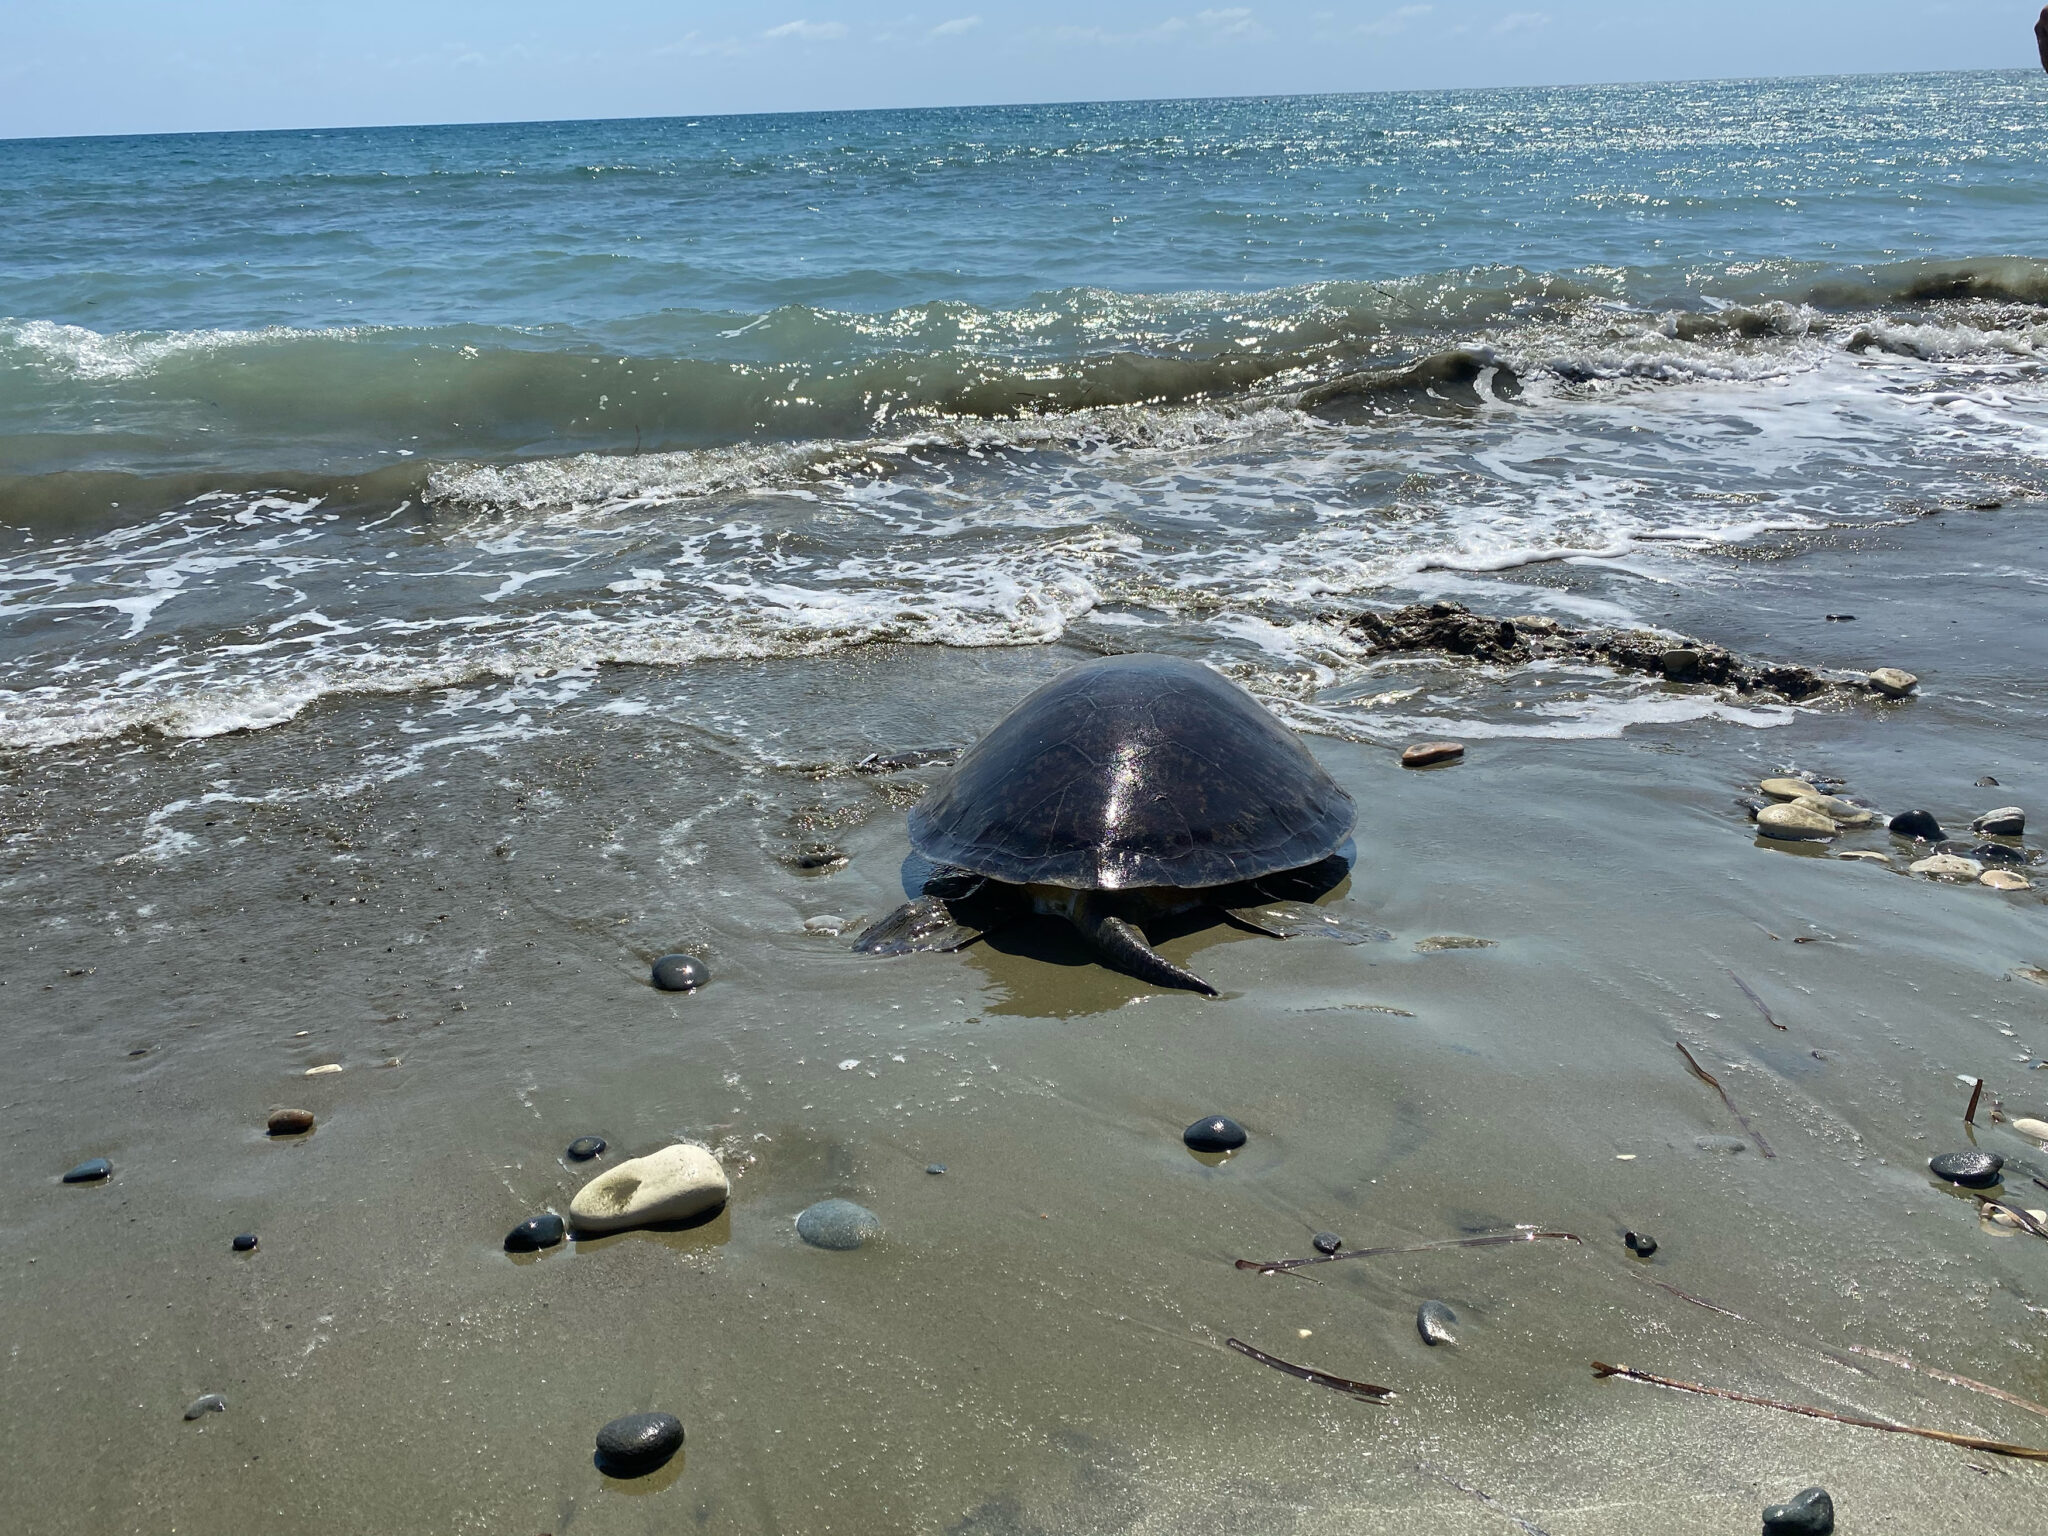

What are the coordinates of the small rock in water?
(1823, 613, 1855, 622)
(1761, 1485, 1835, 1536)
(1624, 1230, 1658, 1258)
(61, 1157, 112, 1183)
(1834, 850, 1890, 865)
(2010, 1117, 2048, 1140)
(795, 1198, 882, 1250)
(1416, 1299, 1458, 1345)
(1695, 1135, 1749, 1154)
(1660, 647, 1701, 679)
(1796, 792, 1873, 826)
(1977, 776, 2001, 787)
(1182, 1115, 1248, 1153)
(1973, 806, 2026, 836)
(566, 1135, 606, 1160)
(1756, 802, 1836, 841)
(231, 1233, 258, 1252)
(1970, 842, 2026, 866)
(1415, 935, 1497, 952)
(1400, 740, 1465, 768)
(183, 1393, 227, 1421)
(789, 843, 849, 873)
(1929, 1150, 2004, 1188)
(505, 1213, 566, 1252)
(570, 1143, 729, 1233)
(1759, 777, 1821, 801)
(1888, 808, 1944, 841)
(925, 1162, 946, 1175)
(1909, 853, 1983, 881)
(1866, 667, 1918, 699)
(650, 953, 709, 992)
(1312, 1231, 1343, 1255)
(802, 915, 850, 936)
(266, 1107, 315, 1136)
(595, 1411, 684, 1475)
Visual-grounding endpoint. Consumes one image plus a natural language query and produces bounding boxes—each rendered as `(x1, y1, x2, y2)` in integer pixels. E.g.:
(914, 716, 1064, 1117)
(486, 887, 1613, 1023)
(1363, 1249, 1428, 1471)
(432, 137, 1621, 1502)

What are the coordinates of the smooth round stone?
(795, 1198, 882, 1250)
(1796, 792, 1873, 826)
(925, 1163, 947, 1175)
(570, 1143, 729, 1234)
(1888, 808, 1945, 841)
(505, 1213, 566, 1252)
(1762, 1485, 1835, 1536)
(183, 1393, 227, 1421)
(650, 953, 709, 992)
(1182, 1115, 1248, 1153)
(1867, 667, 1918, 699)
(2010, 1117, 2048, 1141)
(231, 1233, 258, 1253)
(1416, 1299, 1458, 1346)
(595, 1411, 684, 1475)
(1400, 740, 1465, 768)
(1979, 776, 2003, 787)
(1834, 851, 1890, 865)
(1660, 647, 1701, 679)
(266, 1107, 315, 1136)
(1909, 853, 1983, 881)
(61, 1157, 112, 1183)
(1929, 1150, 2004, 1188)
(1759, 777, 1822, 802)
(1624, 1230, 1658, 1258)
(1756, 802, 1836, 841)
(565, 1135, 606, 1160)
(1312, 1231, 1343, 1255)
(1969, 842, 2025, 866)
(1973, 806, 2025, 836)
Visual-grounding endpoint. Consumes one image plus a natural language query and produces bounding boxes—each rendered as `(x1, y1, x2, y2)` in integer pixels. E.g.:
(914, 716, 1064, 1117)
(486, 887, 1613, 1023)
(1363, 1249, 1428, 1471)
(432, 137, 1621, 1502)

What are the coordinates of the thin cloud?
(762, 20, 850, 43)
(929, 16, 982, 38)
(1491, 10, 1551, 35)
(1359, 4, 1432, 38)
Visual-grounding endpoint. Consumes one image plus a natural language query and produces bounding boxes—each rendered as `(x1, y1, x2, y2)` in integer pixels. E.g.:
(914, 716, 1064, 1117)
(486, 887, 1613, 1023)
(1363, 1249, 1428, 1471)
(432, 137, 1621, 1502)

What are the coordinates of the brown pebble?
(266, 1108, 316, 1136)
(1401, 741, 1466, 769)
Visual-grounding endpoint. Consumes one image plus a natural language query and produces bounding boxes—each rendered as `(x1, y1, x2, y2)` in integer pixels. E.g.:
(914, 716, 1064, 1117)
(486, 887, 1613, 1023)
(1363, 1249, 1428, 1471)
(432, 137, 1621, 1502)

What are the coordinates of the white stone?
(1756, 802, 1836, 840)
(1981, 870, 2033, 892)
(1867, 667, 1918, 698)
(1908, 853, 1982, 881)
(1973, 806, 2025, 836)
(1759, 777, 1822, 801)
(1795, 792, 1874, 826)
(2011, 1117, 2048, 1141)
(569, 1143, 729, 1234)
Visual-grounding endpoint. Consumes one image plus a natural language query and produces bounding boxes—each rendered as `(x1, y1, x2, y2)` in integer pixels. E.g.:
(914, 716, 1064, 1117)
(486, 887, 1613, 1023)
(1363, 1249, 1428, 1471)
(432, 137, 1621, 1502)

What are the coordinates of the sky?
(0, 1, 2038, 139)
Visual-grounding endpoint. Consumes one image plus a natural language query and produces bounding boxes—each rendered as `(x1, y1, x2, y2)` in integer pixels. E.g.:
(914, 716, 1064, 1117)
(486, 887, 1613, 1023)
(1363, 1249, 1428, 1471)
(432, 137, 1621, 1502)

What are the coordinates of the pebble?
(650, 953, 709, 992)
(1758, 777, 1821, 801)
(1400, 741, 1465, 768)
(231, 1233, 258, 1252)
(303, 1063, 343, 1076)
(1977, 775, 2001, 787)
(595, 1411, 684, 1476)
(266, 1107, 315, 1136)
(1974, 806, 2025, 836)
(1182, 1115, 1248, 1153)
(183, 1394, 227, 1421)
(1929, 1150, 2004, 1188)
(1888, 808, 1944, 841)
(1415, 935, 1498, 952)
(1909, 853, 1983, 881)
(1970, 842, 2026, 866)
(2011, 1117, 2048, 1140)
(1695, 1135, 1749, 1154)
(1823, 613, 1855, 622)
(1796, 792, 1873, 826)
(1312, 1231, 1343, 1255)
(1660, 647, 1701, 678)
(505, 1213, 566, 1252)
(1756, 802, 1836, 841)
(1867, 667, 1918, 698)
(795, 1198, 882, 1250)
(926, 1162, 946, 1175)
(1416, 1300, 1459, 1345)
(1834, 851, 1890, 865)
(790, 843, 849, 873)
(1761, 1486, 1834, 1536)
(1624, 1230, 1658, 1258)
(570, 1144, 729, 1234)
(802, 915, 850, 936)
(61, 1157, 112, 1183)
(565, 1135, 607, 1160)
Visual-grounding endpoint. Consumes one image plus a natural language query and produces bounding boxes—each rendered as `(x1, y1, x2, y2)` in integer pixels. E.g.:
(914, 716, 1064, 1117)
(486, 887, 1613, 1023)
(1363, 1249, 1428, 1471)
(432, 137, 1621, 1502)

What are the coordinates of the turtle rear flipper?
(851, 896, 984, 956)
(1074, 908, 1217, 997)
(1224, 899, 1391, 945)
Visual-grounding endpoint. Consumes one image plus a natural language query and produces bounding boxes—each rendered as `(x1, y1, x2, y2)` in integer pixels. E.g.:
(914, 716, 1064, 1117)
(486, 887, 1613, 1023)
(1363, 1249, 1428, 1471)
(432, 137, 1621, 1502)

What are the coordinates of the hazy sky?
(1, 1, 2038, 139)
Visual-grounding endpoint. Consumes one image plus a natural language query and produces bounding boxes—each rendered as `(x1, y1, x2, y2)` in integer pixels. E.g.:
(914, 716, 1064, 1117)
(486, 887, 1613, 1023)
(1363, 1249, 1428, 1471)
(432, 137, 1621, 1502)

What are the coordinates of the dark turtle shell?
(908, 653, 1355, 890)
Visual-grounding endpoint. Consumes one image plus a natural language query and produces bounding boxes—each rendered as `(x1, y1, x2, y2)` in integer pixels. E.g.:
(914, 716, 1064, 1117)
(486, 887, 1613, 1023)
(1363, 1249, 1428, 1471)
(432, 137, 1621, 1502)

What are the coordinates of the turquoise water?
(2, 71, 2048, 749)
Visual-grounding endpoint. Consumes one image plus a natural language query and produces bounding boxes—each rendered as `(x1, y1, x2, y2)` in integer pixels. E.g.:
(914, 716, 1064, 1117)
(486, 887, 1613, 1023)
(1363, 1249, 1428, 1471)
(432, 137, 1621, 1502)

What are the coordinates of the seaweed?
(1590, 1362, 2048, 1461)
(1225, 1338, 1394, 1402)
(1234, 1229, 1581, 1275)
(1848, 1346, 2048, 1423)
(1676, 1039, 1775, 1158)
(1728, 971, 1786, 1031)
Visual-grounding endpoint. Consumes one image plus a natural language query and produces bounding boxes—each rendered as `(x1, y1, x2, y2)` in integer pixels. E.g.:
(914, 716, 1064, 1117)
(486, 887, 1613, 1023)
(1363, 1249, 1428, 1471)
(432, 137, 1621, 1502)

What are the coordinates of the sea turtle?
(851, 653, 1378, 995)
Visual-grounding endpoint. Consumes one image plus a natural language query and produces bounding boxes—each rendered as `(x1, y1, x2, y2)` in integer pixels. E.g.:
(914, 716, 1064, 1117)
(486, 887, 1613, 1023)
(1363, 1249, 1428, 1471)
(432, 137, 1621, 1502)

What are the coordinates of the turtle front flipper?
(851, 895, 984, 956)
(1223, 899, 1392, 945)
(1072, 905, 1218, 997)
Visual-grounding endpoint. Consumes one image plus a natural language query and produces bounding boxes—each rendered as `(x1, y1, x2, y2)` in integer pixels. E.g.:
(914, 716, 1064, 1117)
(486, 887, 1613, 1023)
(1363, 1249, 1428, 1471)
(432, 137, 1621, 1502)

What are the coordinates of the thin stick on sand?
(1676, 1040, 1775, 1158)
(1729, 971, 1786, 1030)
(1225, 1338, 1394, 1402)
(1234, 1229, 1581, 1275)
(1590, 1362, 2048, 1461)
(1420, 1466, 1555, 1536)
(1965, 1077, 1985, 1126)
(1848, 1346, 2048, 1423)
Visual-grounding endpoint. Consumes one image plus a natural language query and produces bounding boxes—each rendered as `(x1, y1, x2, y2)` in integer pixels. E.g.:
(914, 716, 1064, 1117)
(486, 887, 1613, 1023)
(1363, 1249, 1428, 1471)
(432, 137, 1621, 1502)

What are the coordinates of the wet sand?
(4, 508, 2048, 1534)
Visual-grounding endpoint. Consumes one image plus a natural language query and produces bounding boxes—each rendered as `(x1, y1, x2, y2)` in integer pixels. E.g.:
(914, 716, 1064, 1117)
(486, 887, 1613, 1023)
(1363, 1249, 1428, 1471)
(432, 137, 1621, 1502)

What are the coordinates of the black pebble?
(595, 1411, 684, 1475)
(505, 1213, 566, 1252)
(1312, 1231, 1343, 1255)
(1970, 842, 2026, 865)
(61, 1157, 112, 1183)
(1183, 1115, 1248, 1153)
(1978, 776, 2001, 787)
(566, 1135, 606, 1160)
(1888, 809, 1944, 841)
(925, 1163, 946, 1175)
(1624, 1230, 1658, 1258)
(1823, 613, 1855, 622)
(231, 1233, 258, 1253)
(651, 953, 709, 992)
(1929, 1150, 2003, 1188)
(1762, 1485, 1834, 1535)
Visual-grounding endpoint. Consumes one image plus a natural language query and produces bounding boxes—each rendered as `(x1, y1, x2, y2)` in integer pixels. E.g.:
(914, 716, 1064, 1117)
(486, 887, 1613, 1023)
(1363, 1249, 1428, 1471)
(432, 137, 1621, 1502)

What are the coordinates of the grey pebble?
(1312, 1231, 1343, 1255)
(231, 1233, 258, 1253)
(1888, 809, 1944, 841)
(1762, 1485, 1834, 1535)
(1929, 1150, 2003, 1188)
(565, 1135, 606, 1160)
(1416, 1300, 1458, 1345)
(595, 1411, 683, 1475)
(1182, 1115, 1247, 1153)
(61, 1157, 112, 1183)
(796, 1198, 881, 1250)
(925, 1163, 946, 1175)
(1624, 1230, 1658, 1258)
(183, 1394, 227, 1420)
(505, 1213, 566, 1252)
(650, 953, 709, 992)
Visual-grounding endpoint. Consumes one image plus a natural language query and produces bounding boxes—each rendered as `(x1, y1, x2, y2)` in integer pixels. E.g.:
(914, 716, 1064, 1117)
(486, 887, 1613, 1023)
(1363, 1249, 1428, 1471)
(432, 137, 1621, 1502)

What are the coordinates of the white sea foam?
(0, 319, 371, 381)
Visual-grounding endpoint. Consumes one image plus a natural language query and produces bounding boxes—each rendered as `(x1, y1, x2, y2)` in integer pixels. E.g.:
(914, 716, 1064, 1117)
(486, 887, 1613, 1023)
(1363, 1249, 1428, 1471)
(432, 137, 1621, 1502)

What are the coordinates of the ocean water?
(5, 70, 2048, 754)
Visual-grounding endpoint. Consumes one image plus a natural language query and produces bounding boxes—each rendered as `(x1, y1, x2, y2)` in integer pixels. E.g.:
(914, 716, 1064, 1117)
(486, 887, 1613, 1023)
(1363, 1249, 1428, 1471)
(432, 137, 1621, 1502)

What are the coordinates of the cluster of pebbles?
(1747, 777, 2036, 892)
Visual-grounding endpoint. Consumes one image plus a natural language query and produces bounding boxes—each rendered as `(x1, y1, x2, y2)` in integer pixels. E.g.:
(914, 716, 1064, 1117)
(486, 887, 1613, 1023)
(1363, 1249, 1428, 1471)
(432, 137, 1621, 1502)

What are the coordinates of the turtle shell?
(908, 653, 1355, 890)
